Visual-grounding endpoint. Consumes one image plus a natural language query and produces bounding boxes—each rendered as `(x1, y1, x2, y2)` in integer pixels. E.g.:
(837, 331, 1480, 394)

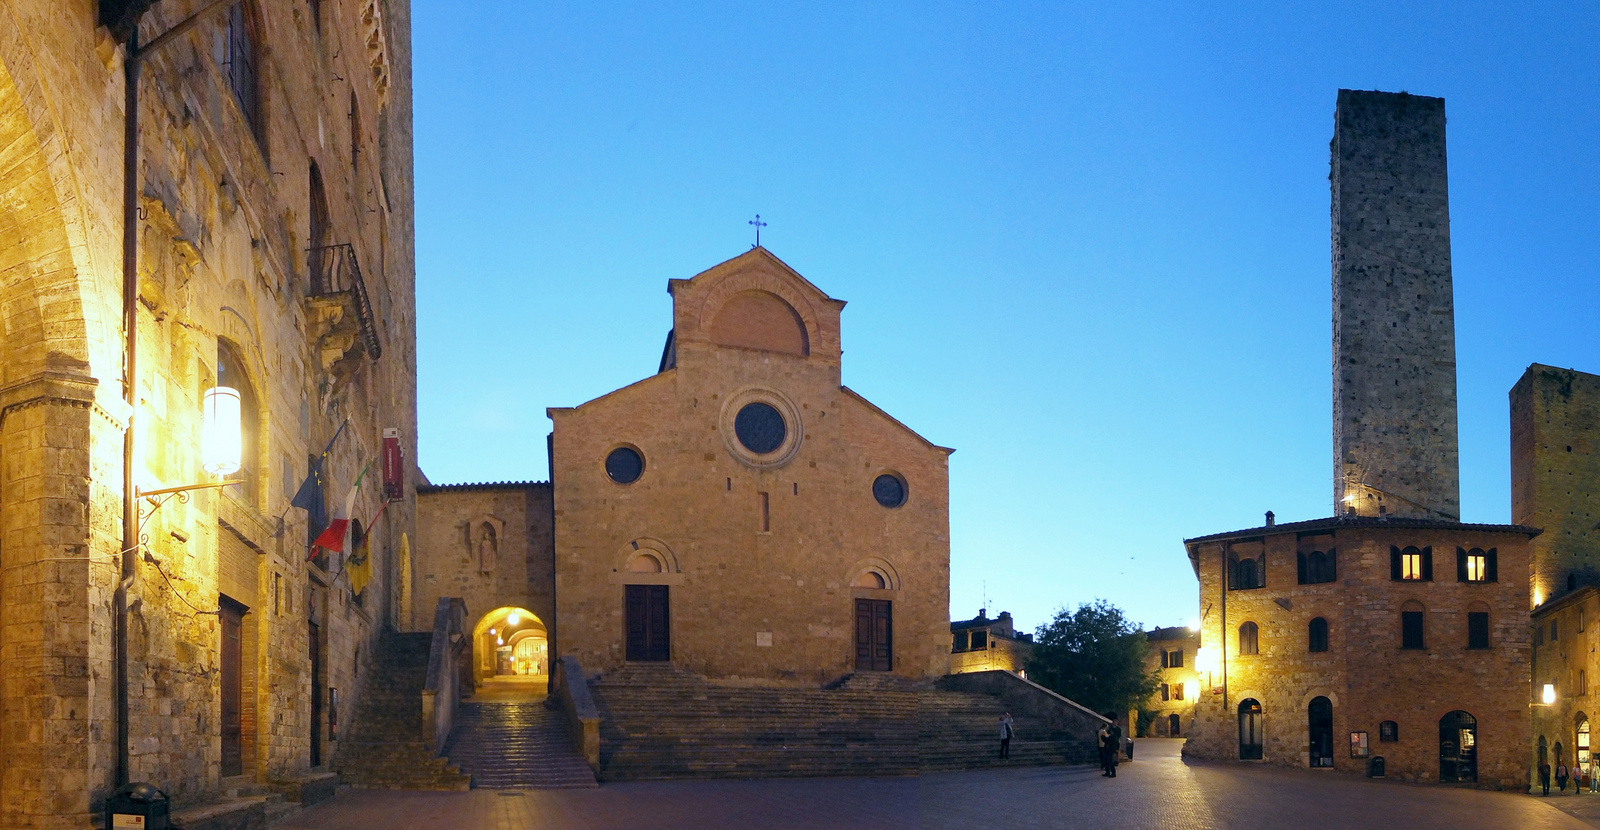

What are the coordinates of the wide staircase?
(442, 699, 598, 788)
(332, 632, 471, 790)
(589, 664, 1097, 780)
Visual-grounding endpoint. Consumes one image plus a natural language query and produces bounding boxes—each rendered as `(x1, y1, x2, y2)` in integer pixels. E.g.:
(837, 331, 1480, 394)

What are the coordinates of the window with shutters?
(1457, 547, 1496, 583)
(1172, 683, 1184, 701)
(1401, 602, 1426, 649)
(224, 2, 264, 147)
(1168, 649, 1183, 668)
(1466, 609, 1490, 649)
(1160, 683, 1169, 701)
(1238, 621, 1259, 656)
(1229, 553, 1264, 590)
(1298, 549, 1338, 584)
(1391, 545, 1432, 581)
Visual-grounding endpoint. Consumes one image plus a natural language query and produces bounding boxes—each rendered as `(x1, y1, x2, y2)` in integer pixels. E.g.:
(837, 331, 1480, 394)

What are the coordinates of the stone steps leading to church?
(587, 667, 1097, 780)
(441, 700, 599, 789)
(332, 632, 473, 791)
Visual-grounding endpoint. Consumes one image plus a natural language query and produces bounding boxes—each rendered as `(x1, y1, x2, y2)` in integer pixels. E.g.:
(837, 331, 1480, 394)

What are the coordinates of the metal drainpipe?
(116, 0, 242, 790)
(1220, 543, 1228, 712)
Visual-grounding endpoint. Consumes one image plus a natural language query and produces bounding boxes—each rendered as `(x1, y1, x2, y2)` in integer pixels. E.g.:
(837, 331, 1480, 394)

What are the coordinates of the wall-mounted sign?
(382, 428, 405, 502)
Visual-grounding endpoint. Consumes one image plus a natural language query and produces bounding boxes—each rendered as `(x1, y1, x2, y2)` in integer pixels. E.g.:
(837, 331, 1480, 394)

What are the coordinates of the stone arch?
(694, 267, 825, 357)
(709, 290, 809, 356)
(848, 557, 900, 591)
(614, 537, 681, 575)
(470, 606, 548, 684)
(1300, 690, 1341, 710)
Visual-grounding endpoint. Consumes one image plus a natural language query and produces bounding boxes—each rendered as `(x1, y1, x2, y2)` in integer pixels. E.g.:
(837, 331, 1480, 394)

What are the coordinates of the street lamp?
(1544, 684, 1558, 705)
(201, 386, 242, 476)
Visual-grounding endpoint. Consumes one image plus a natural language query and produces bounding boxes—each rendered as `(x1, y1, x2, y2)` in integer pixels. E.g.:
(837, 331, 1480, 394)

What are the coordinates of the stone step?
(441, 700, 598, 789)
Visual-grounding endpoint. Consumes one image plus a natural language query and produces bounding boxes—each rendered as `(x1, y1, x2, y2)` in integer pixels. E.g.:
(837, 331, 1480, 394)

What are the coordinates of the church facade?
(549, 248, 954, 683)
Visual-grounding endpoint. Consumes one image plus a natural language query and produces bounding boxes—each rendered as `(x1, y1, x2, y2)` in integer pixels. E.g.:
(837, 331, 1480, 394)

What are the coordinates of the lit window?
(1172, 683, 1184, 701)
(1402, 552, 1423, 580)
(1458, 547, 1496, 583)
(1391, 545, 1432, 581)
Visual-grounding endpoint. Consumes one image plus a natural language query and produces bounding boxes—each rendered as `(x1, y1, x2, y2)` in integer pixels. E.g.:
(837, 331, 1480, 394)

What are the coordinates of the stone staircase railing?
(420, 597, 468, 754)
(552, 655, 601, 772)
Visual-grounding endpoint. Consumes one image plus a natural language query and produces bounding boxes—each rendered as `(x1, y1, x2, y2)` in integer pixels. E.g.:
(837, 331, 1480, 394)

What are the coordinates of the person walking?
(1107, 717, 1123, 778)
(1558, 761, 1571, 793)
(1540, 759, 1553, 795)
(998, 713, 1014, 760)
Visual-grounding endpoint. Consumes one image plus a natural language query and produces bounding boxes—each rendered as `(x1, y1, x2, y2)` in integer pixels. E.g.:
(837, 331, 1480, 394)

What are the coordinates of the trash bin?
(106, 783, 170, 830)
(1368, 756, 1385, 778)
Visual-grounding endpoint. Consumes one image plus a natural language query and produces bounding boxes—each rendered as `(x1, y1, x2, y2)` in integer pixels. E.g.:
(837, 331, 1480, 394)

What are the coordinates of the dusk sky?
(412, 2, 1600, 633)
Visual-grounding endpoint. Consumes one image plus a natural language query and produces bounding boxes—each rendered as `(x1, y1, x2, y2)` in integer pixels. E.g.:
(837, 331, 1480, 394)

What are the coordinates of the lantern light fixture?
(1544, 683, 1558, 705)
(201, 386, 242, 476)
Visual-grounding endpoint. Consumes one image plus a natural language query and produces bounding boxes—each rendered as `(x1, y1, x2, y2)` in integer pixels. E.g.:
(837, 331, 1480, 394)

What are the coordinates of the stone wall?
(1331, 89, 1460, 521)
(1531, 586, 1598, 790)
(550, 248, 953, 684)
(1185, 521, 1533, 789)
(0, 0, 418, 825)
(412, 482, 556, 643)
(1511, 364, 1600, 608)
(1138, 628, 1199, 737)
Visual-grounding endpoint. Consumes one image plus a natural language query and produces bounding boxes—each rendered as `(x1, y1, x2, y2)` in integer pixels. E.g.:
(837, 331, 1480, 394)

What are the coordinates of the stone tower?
(1331, 89, 1460, 520)
(1511, 364, 1600, 606)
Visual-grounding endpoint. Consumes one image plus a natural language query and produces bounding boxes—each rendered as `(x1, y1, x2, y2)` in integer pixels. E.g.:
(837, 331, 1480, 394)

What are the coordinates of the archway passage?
(470, 607, 549, 699)
(1439, 710, 1477, 783)
(1308, 696, 1333, 768)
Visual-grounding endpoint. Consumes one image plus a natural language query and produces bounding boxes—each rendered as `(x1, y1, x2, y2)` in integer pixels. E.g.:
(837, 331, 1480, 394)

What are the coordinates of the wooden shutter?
(1328, 548, 1337, 581)
(1391, 546, 1402, 581)
(1297, 552, 1307, 585)
(1422, 546, 1433, 581)
(1457, 548, 1468, 582)
(1487, 548, 1498, 582)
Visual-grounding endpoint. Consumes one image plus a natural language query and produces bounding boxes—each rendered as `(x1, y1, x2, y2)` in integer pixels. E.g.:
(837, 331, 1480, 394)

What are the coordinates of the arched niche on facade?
(609, 537, 684, 585)
(848, 557, 901, 598)
(460, 513, 507, 574)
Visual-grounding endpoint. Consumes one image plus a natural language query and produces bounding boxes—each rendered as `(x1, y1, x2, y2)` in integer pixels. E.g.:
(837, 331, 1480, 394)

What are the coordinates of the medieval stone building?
(1516, 366, 1600, 780)
(950, 609, 1033, 675)
(1181, 90, 1535, 789)
(0, 0, 417, 825)
(1134, 626, 1198, 738)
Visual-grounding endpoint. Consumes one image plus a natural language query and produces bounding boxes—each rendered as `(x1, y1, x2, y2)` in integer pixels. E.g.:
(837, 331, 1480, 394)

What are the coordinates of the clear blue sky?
(413, 2, 1600, 634)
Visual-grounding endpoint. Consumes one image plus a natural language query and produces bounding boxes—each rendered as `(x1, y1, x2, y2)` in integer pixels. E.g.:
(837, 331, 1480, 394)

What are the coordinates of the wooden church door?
(855, 599, 892, 671)
(625, 585, 671, 661)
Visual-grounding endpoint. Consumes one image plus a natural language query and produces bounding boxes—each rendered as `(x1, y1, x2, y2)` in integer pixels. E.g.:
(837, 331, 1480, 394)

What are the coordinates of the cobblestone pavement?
(277, 739, 1593, 829)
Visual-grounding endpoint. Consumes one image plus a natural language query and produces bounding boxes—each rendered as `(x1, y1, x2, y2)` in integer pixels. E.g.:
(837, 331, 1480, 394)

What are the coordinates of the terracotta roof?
(416, 480, 549, 493)
(1184, 515, 1541, 547)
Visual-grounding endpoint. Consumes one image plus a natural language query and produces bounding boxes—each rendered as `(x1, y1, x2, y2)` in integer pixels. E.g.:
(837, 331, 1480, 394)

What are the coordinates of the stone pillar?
(1331, 89, 1460, 520)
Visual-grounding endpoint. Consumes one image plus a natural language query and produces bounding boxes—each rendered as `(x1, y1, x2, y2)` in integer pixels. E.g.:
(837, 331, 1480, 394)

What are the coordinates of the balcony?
(305, 243, 383, 378)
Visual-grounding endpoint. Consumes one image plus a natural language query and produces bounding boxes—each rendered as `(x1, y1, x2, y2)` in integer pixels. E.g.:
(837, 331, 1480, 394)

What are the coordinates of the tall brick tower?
(1331, 89, 1460, 520)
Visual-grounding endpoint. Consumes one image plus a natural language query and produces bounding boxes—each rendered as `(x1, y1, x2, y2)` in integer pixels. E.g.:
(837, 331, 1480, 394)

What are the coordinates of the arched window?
(1379, 720, 1399, 742)
(225, 2, 263, 143)
(1541, 735, 1550, 764)
(1238, 699, 1263, 760)
(1298, 550, 1338, 585)
(217, 341, 258, 502)
(1308, 617, 1329, 653)
(1401, 600, 1425, 650)
(1230, 553, 1263, 590)
(1391, 545, 1432, 581)
(308, 161, 332, 293)
(1238, 621, 1259, 656)
(1579, 716, 1592, 770)
(1456, 547, 1496, 583)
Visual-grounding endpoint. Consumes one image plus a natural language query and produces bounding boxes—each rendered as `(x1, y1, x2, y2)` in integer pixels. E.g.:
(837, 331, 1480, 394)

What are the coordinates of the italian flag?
(312, 458, 373, 557)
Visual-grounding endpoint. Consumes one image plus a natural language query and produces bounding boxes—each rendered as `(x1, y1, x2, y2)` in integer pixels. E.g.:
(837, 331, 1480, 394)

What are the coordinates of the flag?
(313, 457, 374, 564)
(291, 420, 348, 551)
(347, 520, 373, 596)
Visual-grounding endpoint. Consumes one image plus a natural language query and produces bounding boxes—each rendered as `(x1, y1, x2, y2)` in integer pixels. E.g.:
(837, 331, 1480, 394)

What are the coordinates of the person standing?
(1558, 761, 1571, 793)
(1590, 760, 1599, 793)
(998, 713, 1014, 760)
(1107, 716, 1124, 778)
(1097, 722, 1113, 776)
(1540, 759, 1553, 796)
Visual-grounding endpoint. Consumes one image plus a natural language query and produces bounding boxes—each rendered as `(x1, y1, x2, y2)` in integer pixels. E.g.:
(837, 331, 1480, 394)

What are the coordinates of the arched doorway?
(1439, 710, 1477, 783)
(471, 607, 548, 689)
(1169, 714, 1182, 737)
(1308, 696, 1333, 767)
(1579, 715, 1591, 775)
(1238, 699, 1263, 760)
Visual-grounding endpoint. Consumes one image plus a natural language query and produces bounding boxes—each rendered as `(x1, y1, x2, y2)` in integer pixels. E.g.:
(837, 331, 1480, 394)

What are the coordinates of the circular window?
(872, 474, 906, 508)
(734, 402, 787, 454)
(605, 447, 644, 484)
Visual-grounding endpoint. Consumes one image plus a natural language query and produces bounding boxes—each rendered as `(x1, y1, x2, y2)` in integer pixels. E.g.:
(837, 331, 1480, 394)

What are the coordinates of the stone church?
(1182, 90, 1535, 788)
(414, 248, 957, 683)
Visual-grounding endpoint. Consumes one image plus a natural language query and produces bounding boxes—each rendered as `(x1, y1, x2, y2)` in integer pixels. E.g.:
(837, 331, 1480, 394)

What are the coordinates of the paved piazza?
(279, 739, 1595, 829)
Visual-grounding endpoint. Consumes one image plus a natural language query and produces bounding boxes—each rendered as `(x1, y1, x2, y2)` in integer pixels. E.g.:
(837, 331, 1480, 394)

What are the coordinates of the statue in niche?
(477, 522, 497, 574)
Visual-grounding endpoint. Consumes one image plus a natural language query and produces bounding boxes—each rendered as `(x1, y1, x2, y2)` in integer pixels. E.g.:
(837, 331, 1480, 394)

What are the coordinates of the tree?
(1024, 599, 1159, 716)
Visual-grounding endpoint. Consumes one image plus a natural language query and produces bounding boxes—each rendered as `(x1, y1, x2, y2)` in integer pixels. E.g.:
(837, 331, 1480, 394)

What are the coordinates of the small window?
(1172, 683, 1184, 701)
(1230, 554, 1264, 590)
(1554, 620, 1561, 641)
(1581, 669, 1588, 696)
(1238, 621, 1259, 655)
(1309, 617, 1329, 653)
(1467, 611, 1490, 649)
(1169, 649, 1183, 668)
(1401, 606, 1425, 650)
(1160, 683, 1170, 701)
(952, 630, 969, 652)
(971, 630, 988, 650)
(1457, 547, 1496, 583)
(1379, 720, 1399, 742)
(872, 473, 907, 508)
(605, 447, 645, 484)
(1298, 549, 1338, 585)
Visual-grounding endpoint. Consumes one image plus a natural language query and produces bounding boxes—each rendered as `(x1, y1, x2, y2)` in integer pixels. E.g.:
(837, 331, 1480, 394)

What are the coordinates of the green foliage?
(1135, 708, 1158, 738)
(1024, 599, 1159, 716)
